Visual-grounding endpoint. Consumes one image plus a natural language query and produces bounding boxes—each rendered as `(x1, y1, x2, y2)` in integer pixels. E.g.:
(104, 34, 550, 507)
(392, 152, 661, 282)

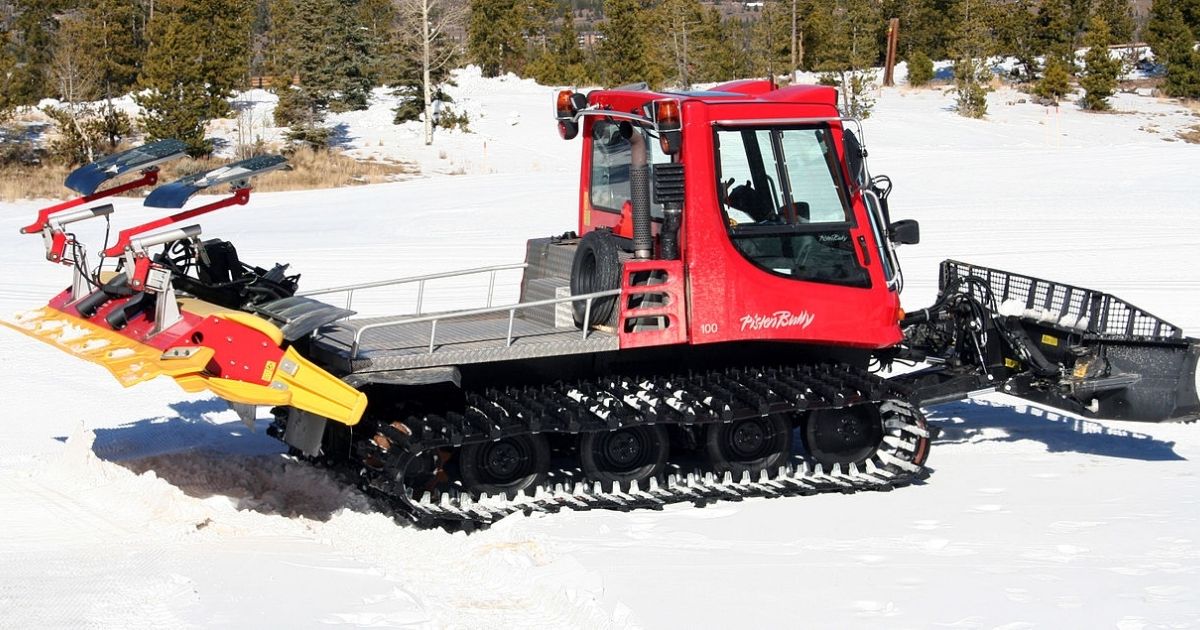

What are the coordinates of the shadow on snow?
(926, 397, 1184, 462)
(56, 399, 374, 522)
(54, 393, 1184, 521)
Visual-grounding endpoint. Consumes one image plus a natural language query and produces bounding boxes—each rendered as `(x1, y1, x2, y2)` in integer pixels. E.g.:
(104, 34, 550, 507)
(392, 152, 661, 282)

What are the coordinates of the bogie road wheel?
(804, 405, 884, 467)
(459, 434, 550, 498)
(580, 425, 668, 489)
(705, 414, 793, 475)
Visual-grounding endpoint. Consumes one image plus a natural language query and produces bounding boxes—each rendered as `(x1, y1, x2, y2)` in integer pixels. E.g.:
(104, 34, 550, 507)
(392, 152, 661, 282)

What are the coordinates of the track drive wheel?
(804, 405, 884, 467)
(705, 414, 793, 475)
(459, 434, 550, 498)
(580, 425, 668, 489)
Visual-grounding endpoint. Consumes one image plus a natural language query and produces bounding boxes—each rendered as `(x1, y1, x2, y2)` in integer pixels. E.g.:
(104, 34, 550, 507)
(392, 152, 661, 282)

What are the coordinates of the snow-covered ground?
(2, 73, 1199, 628)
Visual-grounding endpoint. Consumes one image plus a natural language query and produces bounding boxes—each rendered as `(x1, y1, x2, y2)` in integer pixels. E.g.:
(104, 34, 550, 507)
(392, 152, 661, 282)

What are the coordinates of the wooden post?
(883, 18, 900, 87)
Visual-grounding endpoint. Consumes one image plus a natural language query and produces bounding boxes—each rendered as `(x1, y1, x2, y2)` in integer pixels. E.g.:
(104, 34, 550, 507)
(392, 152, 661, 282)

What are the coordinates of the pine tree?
(137, 0, 254, 155)
(357, 0, 401, 85)
(598, 0, 663, 87)
(882, 0, 955, 61)
(906, 50, 934, 86)
(325, 1, 374, 111)
(468, 0, 525, 77)
(646, 0, 747, 87)
(816, 0, 883, 118)
(950, 0, 993, 118)
(1147, 0, 1200, 63)
(8, 1, 65, 105)
(272, 0, 374, 125)
(525, 12, 589, 86)
(0, 33, 19, 119)
(1035, 56, 1073, 102)
(1148, 2, 1200, 99)
(1066, 0, 1094, 41)
(521, 0, 559, 56)
(1092, 0, 1134, 44)
(263, 0, 295, 79)
(272, 0, 330, 145)
(692, 6, 749, 82)
(78, 0, 146, 99)
(193, 0, 254, 119)
(655, 0, 701, 88)
(1037, 0, 1075, 61)
(1080, 16, 1120, 110)
(750, 0, 793, 76)
(992, 0, 1040, 81)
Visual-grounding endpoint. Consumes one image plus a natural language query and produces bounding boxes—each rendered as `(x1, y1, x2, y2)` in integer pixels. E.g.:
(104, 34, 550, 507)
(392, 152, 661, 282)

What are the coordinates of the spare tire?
(570, 229, 622, 327)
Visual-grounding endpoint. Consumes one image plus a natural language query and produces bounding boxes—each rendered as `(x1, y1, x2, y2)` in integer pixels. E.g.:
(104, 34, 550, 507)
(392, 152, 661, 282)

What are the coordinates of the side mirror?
(889, 219, 920, 245)
(558, 119, 579, 140)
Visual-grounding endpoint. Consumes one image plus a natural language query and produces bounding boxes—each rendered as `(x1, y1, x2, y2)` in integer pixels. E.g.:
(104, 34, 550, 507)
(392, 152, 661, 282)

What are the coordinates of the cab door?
(684, 122, 903, 349)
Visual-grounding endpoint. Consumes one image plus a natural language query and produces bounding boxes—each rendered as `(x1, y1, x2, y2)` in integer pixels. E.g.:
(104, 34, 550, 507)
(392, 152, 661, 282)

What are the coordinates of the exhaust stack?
(628, 131, 652, 259)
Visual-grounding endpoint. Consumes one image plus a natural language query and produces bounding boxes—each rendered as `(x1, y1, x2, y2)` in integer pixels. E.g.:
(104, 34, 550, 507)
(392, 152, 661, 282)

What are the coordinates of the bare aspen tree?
(49, 19, 100, 163)
(396, 0, 464, 146)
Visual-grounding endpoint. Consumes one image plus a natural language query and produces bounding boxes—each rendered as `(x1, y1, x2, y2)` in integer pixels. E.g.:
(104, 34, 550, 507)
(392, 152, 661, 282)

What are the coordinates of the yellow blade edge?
(170, 346, 366, 426)
(269, 345, 367, 426)
(0, 308, 170, 387)
(3, 308, 367, 427)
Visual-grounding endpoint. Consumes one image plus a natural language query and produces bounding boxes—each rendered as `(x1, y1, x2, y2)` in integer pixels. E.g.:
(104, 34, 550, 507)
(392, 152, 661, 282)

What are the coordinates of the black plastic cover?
(145, 155, 288, 209)
(64, 140, 188, 195)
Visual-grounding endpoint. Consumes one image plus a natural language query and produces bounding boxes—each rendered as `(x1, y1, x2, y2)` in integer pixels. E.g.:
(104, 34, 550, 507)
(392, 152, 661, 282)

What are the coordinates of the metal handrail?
(350, 288, 621, 359)
(297, 262, 528, 313)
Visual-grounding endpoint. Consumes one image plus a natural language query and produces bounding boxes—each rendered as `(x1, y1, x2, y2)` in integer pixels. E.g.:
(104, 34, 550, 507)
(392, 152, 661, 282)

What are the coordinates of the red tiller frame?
(19, 170, 161, 235)
(103, 187, 252, 258)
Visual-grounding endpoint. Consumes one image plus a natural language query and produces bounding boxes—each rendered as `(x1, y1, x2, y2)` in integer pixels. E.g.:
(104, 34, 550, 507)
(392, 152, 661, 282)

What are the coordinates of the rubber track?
(328, 363, 936, 531)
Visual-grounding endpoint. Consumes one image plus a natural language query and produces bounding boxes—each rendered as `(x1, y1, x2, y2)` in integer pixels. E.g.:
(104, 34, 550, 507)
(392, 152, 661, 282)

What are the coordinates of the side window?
(590, 121, 631, 213)
(590, 120, 664, 218)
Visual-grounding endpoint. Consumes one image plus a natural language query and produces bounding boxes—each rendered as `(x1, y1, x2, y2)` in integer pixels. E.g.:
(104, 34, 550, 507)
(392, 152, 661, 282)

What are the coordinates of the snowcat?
(5, 81, 1198, 529)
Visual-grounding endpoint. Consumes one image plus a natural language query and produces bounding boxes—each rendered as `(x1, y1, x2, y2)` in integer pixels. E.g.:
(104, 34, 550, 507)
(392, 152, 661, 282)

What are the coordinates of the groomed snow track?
(316, 364, 937, 531)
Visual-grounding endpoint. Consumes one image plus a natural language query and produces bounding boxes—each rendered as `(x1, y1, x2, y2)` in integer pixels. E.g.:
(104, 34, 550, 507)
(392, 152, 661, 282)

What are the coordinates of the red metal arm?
(19, 170, 161, 235)
(104, 187, 252, 258)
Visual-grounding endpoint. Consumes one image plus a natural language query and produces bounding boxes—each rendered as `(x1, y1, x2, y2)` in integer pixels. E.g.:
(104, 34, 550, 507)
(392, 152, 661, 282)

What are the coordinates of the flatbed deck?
(310, 313, 618, 373)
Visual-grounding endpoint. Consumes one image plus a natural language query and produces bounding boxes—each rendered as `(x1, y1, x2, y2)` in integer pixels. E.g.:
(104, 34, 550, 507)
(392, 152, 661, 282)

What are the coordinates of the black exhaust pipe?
(628, 131, 652, 259)
(654, 163, 685, 260)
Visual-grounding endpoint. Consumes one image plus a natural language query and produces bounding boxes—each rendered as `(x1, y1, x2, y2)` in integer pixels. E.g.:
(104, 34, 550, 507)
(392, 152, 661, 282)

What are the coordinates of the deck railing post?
(582, 297, 593, 340)
(348, 288, 620, 359)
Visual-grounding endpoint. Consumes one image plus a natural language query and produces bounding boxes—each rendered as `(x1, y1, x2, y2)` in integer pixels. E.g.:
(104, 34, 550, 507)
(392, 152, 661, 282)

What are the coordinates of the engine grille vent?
(653, 162, 684, 206)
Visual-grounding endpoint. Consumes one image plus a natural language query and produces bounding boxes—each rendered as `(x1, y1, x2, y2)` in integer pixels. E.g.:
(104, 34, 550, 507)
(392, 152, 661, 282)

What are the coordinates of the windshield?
(717, 127, 850, 226)
(715, 125, 868, 287)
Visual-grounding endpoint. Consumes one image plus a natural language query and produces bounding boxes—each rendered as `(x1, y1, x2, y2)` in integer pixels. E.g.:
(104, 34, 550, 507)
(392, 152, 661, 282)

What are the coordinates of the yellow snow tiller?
(2, 141, 366, 426)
